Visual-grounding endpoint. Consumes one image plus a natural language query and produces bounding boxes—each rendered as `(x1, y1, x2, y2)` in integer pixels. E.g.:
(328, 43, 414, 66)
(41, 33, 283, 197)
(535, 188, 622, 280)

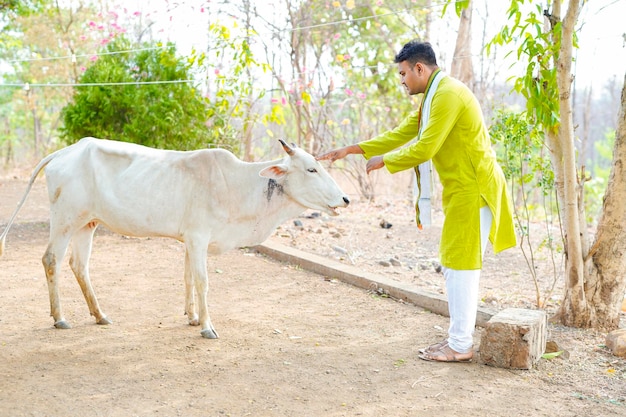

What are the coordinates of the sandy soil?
(0, 175, 624, 417)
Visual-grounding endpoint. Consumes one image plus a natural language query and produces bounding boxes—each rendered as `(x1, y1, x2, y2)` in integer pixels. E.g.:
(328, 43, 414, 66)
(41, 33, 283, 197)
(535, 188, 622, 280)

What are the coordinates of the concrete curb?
(254, 241, 496, 327)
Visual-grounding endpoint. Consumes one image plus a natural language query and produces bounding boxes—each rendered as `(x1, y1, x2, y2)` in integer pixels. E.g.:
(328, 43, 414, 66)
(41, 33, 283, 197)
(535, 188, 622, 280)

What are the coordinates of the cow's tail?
(0, 151, 60, 256)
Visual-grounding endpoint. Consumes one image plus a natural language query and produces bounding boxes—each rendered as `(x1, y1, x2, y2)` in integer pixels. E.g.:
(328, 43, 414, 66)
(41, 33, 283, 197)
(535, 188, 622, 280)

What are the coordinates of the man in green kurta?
(317, 40, 516, 362)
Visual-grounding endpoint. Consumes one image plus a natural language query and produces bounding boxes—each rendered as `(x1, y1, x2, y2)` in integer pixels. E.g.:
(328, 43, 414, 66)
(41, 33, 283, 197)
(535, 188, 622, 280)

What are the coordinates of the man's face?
(398, 60, 427, 95)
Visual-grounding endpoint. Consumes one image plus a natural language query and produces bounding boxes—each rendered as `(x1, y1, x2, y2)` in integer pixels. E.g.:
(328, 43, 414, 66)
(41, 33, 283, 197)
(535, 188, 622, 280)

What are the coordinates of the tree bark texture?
(450, 1, 474, 90)
(582, 73, 626, 331)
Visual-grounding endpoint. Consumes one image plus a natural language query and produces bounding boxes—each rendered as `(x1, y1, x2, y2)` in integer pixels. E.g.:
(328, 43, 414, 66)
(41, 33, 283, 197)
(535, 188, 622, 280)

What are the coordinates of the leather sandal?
(418, 345, 473, 363)
(418, 339, 448, 354)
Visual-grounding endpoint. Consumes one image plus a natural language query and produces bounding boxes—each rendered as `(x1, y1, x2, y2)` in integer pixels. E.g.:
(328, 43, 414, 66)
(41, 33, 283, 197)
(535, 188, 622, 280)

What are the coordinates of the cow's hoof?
(188, 318, 200, 326)
(54, 320, 71, 329)
(97, 316, 112, 325)
(200, 328, 219, 339)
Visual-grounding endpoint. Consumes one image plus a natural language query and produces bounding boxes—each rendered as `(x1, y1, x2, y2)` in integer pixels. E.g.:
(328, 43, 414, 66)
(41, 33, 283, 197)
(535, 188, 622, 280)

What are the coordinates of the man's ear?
(259, 164, 288, 179)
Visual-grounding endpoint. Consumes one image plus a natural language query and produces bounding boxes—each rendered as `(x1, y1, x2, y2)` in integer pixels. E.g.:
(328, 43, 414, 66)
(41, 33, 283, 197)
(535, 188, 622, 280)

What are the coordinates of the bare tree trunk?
(288, 2, 305, 148)
(551, 0, 590, 327)
(32, 107, 42, 158)
(578, 86, 593, 255)
(242, 0, 254, 161)
(581, 73, 626, 331)
(25, 88, 41, 157)
(579, 86, 592, 169)
(450, 1, 473, 89)
(424, 0, 432, 37)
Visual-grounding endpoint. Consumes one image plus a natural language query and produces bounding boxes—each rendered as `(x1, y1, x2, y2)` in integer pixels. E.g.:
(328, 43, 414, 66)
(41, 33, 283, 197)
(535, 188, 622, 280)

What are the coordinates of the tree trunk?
(549, 0, 591, 327)
(580, 73, 626, 331)
(450, 1, 474, 89)
(579, 86, 592, 170)
(31, 106, 42, 158)
(3, 140, 13, 168)
(424, 0, 432, 38)
(242, 0, 254, 161)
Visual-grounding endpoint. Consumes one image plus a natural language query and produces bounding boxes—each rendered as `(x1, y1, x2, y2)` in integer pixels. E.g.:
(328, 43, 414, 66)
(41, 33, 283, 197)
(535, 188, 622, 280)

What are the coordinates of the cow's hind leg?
(42, 234, 72, 329)
(186, 239, 218, 339)
(184, 249, 199, 326)
(69, 222, 111, 325)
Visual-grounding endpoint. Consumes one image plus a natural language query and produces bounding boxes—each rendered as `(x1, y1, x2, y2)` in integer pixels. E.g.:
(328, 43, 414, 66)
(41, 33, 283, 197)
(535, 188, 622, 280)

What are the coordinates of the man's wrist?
(349, 144, 364, 155)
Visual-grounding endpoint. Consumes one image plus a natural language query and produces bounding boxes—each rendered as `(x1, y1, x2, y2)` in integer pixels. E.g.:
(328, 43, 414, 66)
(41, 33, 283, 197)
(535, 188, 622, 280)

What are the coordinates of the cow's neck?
(250, 177, 305, 237)
(225, 164, 306, 248)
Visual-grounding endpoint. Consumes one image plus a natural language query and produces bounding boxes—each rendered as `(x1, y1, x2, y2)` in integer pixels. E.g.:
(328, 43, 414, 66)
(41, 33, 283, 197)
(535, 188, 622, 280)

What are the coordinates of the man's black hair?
(394, 40, 438, 67)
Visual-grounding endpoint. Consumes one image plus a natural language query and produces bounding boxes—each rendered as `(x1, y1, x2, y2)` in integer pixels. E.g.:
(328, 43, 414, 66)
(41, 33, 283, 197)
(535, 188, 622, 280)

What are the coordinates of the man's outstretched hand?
(316, 147, 349, 164)
(316, 144, 383, 174)
(316, 144, 362, 163)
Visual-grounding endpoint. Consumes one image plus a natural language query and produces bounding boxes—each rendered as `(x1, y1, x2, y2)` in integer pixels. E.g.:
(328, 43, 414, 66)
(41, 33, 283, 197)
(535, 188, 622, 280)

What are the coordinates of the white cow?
(0, 137, 349, 338)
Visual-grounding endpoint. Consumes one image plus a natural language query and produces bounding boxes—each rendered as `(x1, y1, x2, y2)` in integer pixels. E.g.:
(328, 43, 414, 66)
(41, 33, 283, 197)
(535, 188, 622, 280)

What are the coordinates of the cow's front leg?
(183, 248, 199, 326)
(186, 240, 219, 339)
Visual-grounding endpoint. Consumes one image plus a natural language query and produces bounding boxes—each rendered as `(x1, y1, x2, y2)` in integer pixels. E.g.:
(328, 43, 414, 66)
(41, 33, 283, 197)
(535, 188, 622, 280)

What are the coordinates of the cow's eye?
(307, 168, 318, 173)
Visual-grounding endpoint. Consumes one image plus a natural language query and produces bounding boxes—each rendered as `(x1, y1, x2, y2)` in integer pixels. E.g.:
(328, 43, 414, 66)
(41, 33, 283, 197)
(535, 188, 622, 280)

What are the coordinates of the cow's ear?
(259, 164, 288, 179)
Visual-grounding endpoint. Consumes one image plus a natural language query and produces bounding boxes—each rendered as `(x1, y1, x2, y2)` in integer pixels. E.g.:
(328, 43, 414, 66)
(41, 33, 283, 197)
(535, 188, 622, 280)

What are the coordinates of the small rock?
(545, 340, 570, 359)
(389, 257, 402, 267)
(606, 329, 626, 358)
(293, 219, 303, 227)
(545, 341, 559, 353)
(379, 219, 392, 229)
(332, 245, 348, 254)
(379, 260, 391, 267)
(484, 296, 499, 305)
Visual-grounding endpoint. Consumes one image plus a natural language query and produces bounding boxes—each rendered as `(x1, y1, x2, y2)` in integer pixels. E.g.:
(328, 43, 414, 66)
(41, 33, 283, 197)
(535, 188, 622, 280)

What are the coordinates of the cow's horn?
(279, 139, 295, 156)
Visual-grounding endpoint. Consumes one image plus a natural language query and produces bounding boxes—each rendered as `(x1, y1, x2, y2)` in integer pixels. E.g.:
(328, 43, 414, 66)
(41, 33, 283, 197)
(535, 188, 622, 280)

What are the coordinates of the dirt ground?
(1, 173, 625, 417)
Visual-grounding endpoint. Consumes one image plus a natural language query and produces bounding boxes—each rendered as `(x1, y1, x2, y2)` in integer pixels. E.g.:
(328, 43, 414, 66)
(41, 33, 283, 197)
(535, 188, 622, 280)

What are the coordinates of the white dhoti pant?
(444, 205, 493, 354)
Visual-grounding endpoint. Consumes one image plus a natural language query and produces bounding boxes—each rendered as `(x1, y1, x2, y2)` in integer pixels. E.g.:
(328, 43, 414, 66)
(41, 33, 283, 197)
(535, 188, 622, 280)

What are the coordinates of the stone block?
(606, 329, 626, 358)
(479, 308, 547, 369)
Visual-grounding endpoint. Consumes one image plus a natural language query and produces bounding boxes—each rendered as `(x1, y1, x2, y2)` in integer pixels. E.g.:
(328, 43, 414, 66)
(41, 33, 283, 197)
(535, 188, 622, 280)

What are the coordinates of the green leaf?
(542, 351, 564, 360)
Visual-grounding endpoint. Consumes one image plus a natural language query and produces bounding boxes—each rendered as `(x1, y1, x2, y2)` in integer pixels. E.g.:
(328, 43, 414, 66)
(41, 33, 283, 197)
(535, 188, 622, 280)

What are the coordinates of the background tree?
(61, 37, 218, 151)
(489, 0, 626, 330)
(203, 21, 270, 157)
(490, 108, 561, 308)
(249, 0, 429, 199)
(448, 0, 474, 88)
(585, 73, 626, 330)
(0, 0, 155, 161)
(0, 1, 92, 159)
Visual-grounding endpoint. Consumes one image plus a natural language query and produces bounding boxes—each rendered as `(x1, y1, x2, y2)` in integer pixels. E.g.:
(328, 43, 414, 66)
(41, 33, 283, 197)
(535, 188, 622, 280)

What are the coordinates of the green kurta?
(359, 75, 516, 270)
